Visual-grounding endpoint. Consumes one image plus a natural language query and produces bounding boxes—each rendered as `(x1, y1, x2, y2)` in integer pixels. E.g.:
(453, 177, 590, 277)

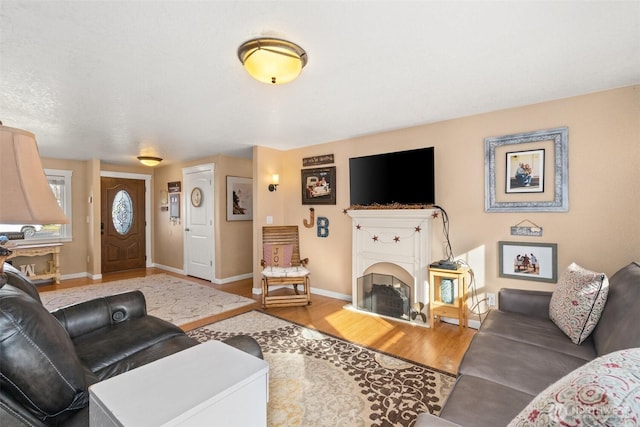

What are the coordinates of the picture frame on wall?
(485, 127, 568, 212)
(505, 149, 545, 193)
(499, 241, 558, 283)
(226, 176, 252, 221)
(301, 166, 336, 205)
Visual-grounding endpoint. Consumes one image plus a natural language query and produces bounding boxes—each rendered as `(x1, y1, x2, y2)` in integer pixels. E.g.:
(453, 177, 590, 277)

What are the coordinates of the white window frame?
(44, 169, 73, 241)
(0, 169, 73, 243)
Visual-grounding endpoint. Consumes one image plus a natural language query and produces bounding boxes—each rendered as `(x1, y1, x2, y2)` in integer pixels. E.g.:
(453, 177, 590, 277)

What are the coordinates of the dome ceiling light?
(237, 38, 308, 85)
(137, 156, 163, 167)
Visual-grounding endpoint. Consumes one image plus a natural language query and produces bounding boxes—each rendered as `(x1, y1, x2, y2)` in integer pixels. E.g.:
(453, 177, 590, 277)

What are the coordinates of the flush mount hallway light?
(237, 38, 307, 85)
(137, 156, 163, 167)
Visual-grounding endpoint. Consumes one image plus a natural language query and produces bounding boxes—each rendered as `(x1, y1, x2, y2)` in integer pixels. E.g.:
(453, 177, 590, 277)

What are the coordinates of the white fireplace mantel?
(347, 209, 436, 325)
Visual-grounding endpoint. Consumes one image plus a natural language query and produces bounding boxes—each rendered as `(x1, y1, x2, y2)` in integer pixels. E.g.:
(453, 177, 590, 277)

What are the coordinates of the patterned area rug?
(40, 274, 255, 326)
(187, 310, 455, 427)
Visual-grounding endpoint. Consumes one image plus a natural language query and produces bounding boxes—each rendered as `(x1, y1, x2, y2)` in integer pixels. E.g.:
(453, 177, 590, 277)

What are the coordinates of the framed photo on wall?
(499, 241, 558, 283)
(485, 127, 568, 212)
(505, 149, 544, 193)
(227, 176, 252, 221)
(301, 166, 336, 205)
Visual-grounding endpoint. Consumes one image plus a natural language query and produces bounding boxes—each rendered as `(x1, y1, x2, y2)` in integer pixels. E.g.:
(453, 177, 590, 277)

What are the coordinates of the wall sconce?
(268, 174, 279, 192)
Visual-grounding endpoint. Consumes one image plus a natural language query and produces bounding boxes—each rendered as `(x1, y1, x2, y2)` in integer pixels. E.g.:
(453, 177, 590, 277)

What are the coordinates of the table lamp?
(0, 124, 69, 279)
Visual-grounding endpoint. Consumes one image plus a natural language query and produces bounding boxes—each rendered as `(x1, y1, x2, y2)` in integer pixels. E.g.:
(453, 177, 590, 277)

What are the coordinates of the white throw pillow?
(508, 348, 640, 426)
(549, 263, 609, 345)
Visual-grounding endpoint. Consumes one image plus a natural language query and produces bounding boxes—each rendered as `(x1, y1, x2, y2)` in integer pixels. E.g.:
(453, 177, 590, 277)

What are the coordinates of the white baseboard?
(60, 272, 91, 281)
(311, 287, 351, 301)
(251, 284, 352, 301)
(213, 273, 252, 285)
(153, 263, 251, 285)
(152, 263, 185, 275)
(439, 316, 481, 330)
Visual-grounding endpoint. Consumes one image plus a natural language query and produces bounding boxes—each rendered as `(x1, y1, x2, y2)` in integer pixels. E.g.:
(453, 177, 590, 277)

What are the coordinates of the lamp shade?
(238, 38, 307, 85)
(0, 125, 69, 225)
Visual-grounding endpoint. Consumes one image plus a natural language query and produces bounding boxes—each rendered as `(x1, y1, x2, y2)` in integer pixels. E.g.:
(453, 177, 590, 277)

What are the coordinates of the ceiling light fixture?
(237, 38, 307, 85)
(137, 156, 163, 167)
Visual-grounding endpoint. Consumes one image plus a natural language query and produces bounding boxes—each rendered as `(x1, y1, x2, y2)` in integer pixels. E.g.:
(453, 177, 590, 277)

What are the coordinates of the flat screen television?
(349, 147, 435, 206)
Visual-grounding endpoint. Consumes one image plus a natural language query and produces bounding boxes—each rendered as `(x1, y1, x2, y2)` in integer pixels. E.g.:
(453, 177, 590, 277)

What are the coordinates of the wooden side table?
(429, 266, 469, 330)
(6, 243, 62, 284)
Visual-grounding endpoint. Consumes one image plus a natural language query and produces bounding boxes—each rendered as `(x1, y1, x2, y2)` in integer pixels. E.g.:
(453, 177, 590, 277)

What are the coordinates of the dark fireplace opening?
(357, 273, 411, 320)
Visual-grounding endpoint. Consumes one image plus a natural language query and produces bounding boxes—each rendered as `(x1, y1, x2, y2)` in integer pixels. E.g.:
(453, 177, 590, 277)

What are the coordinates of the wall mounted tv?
(349, 147, 435, 206)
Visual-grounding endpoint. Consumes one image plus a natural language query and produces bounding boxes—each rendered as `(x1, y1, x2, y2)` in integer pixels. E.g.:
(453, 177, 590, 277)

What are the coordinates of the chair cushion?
(262, 265, 310, 278)
(508, 347, 640, 426)
(263, 243, 293, 267)
(549, 263, 609, 345)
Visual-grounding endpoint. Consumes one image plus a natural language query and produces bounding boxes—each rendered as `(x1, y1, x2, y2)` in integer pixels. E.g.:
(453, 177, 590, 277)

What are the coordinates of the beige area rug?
(187, 310, 456, 427)
(40, 274, 255, 326)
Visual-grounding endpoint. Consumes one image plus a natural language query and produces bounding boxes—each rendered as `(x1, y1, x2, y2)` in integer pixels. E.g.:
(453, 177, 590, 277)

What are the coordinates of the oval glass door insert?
(112, 190, 133, 235)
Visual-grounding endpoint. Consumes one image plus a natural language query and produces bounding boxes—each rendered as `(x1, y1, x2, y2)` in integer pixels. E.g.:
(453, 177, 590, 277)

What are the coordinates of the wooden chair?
(260, 226, 311, 308)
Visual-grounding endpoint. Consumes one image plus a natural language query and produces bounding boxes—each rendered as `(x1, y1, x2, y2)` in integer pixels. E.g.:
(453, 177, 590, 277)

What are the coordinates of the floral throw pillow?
(549, 263, 609, 345)
(508, 348, 640, 426)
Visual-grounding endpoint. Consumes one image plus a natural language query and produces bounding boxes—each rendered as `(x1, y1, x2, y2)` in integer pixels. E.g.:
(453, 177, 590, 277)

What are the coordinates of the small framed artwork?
(301, 166, 336, 205)
(485, 127, 568, 212)
(499, 241, 558, 283)
(227, 176, 253, 221)
(506, 149, 544, 193)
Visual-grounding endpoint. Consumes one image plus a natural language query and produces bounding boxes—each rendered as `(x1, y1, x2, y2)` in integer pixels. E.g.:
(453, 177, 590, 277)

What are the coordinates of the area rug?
(187, 310, 456, 427)
(40, 274, 255, 326)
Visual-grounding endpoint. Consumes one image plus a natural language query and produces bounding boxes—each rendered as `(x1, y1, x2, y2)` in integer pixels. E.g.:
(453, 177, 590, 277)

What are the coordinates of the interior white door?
(183, 165, 214, 281)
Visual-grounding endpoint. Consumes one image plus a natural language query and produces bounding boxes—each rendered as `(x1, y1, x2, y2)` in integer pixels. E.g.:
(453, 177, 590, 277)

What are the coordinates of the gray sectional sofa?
(417, 261, 640, 426)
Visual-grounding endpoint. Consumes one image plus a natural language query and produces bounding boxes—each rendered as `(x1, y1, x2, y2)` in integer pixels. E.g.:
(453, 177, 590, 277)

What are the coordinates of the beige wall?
(253, 86, 640, 304)
(38, 158, 89, 275)
(153, 155, 253, 281)
(41, 153, 252, 281)
(41, 85, 639, 295)
(252, 146, 287, 290)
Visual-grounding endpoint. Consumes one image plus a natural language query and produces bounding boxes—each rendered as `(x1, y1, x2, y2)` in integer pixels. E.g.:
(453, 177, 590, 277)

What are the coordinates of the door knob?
(185, 228, 190, 232)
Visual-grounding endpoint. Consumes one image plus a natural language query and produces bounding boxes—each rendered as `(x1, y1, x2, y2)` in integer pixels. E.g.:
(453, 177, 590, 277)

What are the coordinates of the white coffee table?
(89, 340, 269, 426)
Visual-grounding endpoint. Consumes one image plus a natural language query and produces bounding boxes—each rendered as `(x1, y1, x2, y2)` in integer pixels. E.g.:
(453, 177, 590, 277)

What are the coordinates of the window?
(0, 169, 73, 242)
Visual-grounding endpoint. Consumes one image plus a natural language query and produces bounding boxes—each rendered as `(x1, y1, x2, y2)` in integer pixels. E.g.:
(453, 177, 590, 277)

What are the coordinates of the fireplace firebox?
(358, 273, 411, 320)
(347, 209, 436, 326)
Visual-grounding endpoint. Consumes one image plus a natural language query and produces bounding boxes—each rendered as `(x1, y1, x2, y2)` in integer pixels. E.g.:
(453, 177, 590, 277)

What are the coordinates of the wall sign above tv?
(302, 154, 334, 167)
(349, 147, 435, 207)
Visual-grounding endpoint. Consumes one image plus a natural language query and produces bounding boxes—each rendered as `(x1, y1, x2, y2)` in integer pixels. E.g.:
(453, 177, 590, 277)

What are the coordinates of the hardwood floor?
(39, 267, 476, 375)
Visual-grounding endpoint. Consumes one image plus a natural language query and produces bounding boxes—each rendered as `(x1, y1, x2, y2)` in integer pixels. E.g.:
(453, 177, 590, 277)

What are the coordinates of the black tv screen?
(349, 147, 435, 206)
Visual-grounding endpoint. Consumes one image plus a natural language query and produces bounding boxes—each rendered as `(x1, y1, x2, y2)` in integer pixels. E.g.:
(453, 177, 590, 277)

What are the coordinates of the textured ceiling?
(1, 1, 638, 165)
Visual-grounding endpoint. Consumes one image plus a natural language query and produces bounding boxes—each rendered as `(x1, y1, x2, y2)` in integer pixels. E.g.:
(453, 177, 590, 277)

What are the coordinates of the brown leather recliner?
(0, 263, 262, 426)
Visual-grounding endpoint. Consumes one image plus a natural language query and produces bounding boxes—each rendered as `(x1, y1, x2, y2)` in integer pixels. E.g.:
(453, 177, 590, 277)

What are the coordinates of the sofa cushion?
(593, 262, 640, 356)
(439, 375, 534, 427)
(480, 310, 596, 361)
(71, 315, 193, 378)
(91, 335, 199, 380)
(549, 263, 609, 345)
(458, 332, 587, 396)
(0, 284, 89, 422)
(508, 347, 640, 426)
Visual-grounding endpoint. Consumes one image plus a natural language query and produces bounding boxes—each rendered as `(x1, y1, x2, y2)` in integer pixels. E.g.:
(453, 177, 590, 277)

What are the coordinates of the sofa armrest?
(414, 413, 462, 427)
(498, 288, 552, 319)
(51, 290, 147, 338)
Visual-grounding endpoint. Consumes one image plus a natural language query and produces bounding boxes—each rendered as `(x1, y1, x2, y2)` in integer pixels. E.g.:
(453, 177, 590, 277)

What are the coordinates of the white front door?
(183, 165, 214, 281)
